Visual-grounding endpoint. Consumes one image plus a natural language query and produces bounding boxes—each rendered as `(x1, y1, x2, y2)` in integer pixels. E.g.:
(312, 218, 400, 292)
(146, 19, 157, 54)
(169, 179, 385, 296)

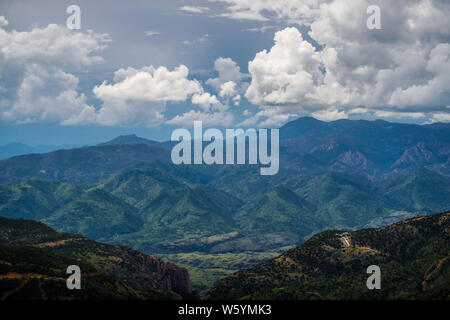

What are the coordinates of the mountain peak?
(284, 116, 323, 126)
(98, 134, 159, 146)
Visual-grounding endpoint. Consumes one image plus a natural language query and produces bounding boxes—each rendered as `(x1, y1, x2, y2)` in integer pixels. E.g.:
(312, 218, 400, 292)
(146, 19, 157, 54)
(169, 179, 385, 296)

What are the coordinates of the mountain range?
(0, 143, 79, 160)
(0, 117, 449, 292)
(1, 117, 449, 183)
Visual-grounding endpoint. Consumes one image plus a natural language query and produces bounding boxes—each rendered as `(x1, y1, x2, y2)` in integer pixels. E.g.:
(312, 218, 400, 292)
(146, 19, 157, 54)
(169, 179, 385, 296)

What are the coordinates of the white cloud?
(0, 19, 107, 125)
(218, 81, 242, 106)
(192, 92, 223, 111)
(219, 81, 237, 98)
(206, 57, 247, 107)
(245, 27, 348, 108)
(373, 110, 426, 119)
(168, 91, 233, 127)
(168, 87, 233, 128)
(0, 22, 109, 69)
(387, 44, 450, 109)
(238, 107, 298, 127)
(93, 65, 204, 126)
(0, 19, 241, 127)
(94, 65, 202, 102)
(206, 57, 244, 91)
(311, 109, 348, 122)
(145, 30, 160, 37)
(2, 64, 96, 125)
(0, 16, 8, 27)
(207, 0, 321, 24)
(245, 27, 318, 105)
(431, 112, 450, 123)
(232, 94, 241, 106)
(183, 34, 209, 46)
(307, 0, 450, 112)
(167, 109, 233, 127)
(4, 0, 450, 129)
(180, 6, 210, 13)
(240, 0, 450, 126)
(242, 25, 275, 33)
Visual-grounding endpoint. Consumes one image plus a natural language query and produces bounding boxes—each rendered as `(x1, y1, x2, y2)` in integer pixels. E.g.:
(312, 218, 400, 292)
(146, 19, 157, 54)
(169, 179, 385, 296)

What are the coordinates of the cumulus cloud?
(92, 64, 233, 127)
(387, 44, 450, 109)
(246, 28, 325, 106)
(192, 92, 223, 111)
(245, 27, 351, 117)
(93, 65, 204, 126)
(239, 0, 450, 126)
(206, 57, 247, 106)
(167, 109, 233, 127)
(307, 0, 450, 111)
(0, 19, 215, 127)
(3, 64, 96, 125)
(0, 18, 108, 125)
(0, 22, 109, 69)
(3, 0, 450, 128)
(206, 57, 244, 91)
(0, 18, 238, 127)
(94, 65, 202, 102)
(219, 81, 237, 98)
(167, 90, 234, 127)
(238, 107, 298, 127)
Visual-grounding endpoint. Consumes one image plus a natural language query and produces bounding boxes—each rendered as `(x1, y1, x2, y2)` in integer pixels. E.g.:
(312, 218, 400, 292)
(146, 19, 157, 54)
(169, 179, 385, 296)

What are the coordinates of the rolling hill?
(234, 186, 318, 238)
(0, 244, 150, 300)
(42, 188, 143, 240)
(0, 216, 194, 299)
(380, 166, 450, 212)
(205, 211, 450, 300)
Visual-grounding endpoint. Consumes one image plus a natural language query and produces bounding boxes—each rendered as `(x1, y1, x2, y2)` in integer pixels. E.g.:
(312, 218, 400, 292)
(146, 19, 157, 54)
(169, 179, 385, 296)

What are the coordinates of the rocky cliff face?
(86, 244, 194, 297)
(0, 216, 194, 299)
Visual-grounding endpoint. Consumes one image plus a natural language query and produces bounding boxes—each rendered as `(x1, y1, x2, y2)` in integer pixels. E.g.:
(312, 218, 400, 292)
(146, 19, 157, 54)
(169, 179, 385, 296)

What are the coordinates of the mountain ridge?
(0, 216, 194, 299)
(0, 116, 449, 291)
(205, 210, 450, 300)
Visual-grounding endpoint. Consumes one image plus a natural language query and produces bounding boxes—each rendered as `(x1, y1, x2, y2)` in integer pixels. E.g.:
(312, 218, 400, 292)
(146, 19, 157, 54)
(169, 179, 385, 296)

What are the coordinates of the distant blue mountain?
(280, 117, 450, 143)
(97, 134, 161, 146)
(0, 143, 79, 160)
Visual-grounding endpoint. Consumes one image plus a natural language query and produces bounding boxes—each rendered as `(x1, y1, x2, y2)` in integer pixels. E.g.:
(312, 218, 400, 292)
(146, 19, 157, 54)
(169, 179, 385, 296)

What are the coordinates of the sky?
(0, 0, 449, 145)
